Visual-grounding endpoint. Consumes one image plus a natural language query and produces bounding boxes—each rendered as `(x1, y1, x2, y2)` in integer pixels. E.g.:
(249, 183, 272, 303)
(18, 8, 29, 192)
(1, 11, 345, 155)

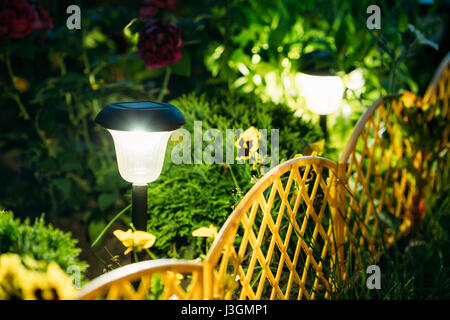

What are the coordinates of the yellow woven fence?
(78, 53, 450, 300)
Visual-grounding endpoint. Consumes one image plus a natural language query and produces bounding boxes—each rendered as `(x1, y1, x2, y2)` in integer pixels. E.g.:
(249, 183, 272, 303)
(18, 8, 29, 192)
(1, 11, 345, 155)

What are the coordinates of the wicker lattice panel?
(208, 158, 341, 300)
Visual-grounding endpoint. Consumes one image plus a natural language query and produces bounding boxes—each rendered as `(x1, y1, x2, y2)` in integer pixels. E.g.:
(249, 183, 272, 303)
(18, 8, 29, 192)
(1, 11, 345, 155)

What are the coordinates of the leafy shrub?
(143, 92, 322, 259)
(0, 211, 88, 280)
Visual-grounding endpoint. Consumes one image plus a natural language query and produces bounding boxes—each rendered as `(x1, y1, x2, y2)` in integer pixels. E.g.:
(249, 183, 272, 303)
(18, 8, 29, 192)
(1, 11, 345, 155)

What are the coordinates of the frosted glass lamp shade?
(296, 73, 344, 115)
(108, 129, 172, 185)
(95, 101, 185, 185)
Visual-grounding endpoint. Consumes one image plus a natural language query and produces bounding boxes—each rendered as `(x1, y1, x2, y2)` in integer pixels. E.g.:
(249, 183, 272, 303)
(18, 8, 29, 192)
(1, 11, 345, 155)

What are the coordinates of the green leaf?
(408, 24, 439, 51)
(124, 18, 145, 35)
(91, 204, 131, 248)
(398, 13, 409, 33)
(171, 50, 191, 77)
(98, 192, 118, 212)
(269, 23, 289, 49)
(52, 178, 71, 199)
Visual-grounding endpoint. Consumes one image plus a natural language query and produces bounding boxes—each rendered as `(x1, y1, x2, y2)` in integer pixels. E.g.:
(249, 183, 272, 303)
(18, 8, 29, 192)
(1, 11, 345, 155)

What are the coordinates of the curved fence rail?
(78, 259, 203, 300)
(78, 53, 450, 300)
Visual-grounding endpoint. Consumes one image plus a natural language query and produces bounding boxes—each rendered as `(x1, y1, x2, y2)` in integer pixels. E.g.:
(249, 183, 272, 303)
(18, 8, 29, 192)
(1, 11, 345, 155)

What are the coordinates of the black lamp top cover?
(95, 101, 186, 132)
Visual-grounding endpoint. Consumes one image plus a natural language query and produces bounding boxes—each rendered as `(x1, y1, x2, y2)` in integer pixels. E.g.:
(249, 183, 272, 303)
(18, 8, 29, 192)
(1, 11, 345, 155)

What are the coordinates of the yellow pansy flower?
(0, 286, 6, 300)
(0, 253, 28, 295)
(192, 224, 218, 239)
(113, 229, 134, 248)
(21, 266, 76, 301)
(90, 82, 100, 90)
(22, 255, 46, 270)
(413, 151, 423, 170)
(401, 91, 421, 109)
(21, 269, 75, 300)
(214, 273, 239, 299)
(304, 139, 325, 156)
(399, 218, 412, 234)
(0, 253, 76, 300)
(13, 77, 30, 93)
(21, 270, 51, 300)
(113, 229, 156, 255)
(236, 126, 261, 161)
(45, 262, 77, 300)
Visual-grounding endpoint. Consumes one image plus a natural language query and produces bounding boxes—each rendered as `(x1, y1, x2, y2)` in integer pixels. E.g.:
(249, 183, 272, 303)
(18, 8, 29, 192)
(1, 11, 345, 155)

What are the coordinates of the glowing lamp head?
(95, 101, 185, 185)
(296, 72, 344, 115)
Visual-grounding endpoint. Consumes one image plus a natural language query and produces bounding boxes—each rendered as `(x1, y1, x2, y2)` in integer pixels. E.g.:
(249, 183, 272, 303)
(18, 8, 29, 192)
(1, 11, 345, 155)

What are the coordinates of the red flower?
(0, 0, 35, 39)
(137, 20, 183, 69)
(139, 5, 158, 20)
(149, 0, 176, 10)
(139, 0, 176, 20)
(30, 3, 53, 31)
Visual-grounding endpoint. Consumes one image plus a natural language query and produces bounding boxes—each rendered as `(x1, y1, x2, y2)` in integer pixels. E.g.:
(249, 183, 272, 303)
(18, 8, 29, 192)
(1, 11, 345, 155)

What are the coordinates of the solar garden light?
(296, 71, 344, 140)
(296, 50, 345, 140)
(95, 101, 186, 232)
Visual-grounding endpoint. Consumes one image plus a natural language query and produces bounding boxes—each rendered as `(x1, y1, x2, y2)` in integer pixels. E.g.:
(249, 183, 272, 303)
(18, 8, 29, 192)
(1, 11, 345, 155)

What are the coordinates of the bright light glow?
(265, 72, 281, 103)
(253, 74, 262, 85)
(212, 45, 224, 59)
(252, 54, 261, 64)
(296, 73, 344, 115)
(346, 69, 365, 90)
(237, 63, 250, 76)
(282, 75, 291, 89)
(108, 129, 172, 185)
(288, 45, 301, 59)
(342, 103, 352, 118)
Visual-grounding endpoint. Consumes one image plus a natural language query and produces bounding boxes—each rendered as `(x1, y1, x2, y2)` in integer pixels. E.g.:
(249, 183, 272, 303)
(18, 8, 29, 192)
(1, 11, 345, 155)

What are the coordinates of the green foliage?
(144, 92, 322, 258)
(336, 182, 450, 300)
(201, 0, 446, 106)
(0, 5, 150, 228)
(196, 0, 447, 159)
(395, 102, 449, 190)
(0, 211, 88, 280)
